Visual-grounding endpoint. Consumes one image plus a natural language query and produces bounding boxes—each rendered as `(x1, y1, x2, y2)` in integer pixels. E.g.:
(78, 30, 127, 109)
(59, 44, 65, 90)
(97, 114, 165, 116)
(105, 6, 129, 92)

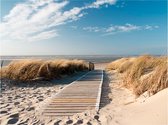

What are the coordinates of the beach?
(0, 61, 167, 125)
(0, 62, 107, 125)
(1, 0, 167, 124)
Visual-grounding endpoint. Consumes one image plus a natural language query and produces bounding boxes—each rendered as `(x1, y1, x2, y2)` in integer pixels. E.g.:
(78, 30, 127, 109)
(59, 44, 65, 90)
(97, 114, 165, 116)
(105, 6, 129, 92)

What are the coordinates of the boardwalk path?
(42, 70, 103, 117)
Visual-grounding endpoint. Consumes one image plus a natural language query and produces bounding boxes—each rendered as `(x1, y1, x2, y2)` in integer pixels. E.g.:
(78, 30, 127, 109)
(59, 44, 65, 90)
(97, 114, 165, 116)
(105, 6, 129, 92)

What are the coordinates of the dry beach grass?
(106, 55, 168, 96)
(0, 59, 89, 81)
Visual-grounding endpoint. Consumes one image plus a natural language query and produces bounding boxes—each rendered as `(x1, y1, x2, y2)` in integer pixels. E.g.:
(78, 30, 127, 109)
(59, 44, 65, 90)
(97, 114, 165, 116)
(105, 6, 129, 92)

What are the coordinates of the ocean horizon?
(0, 55, 126, 67)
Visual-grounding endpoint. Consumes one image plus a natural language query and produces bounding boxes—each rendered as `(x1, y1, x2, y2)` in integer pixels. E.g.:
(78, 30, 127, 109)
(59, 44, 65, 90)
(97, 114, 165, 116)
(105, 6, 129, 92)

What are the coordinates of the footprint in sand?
(38, 98, 43, 101)
(7, 98, 13, 102)
(33, 94, 37, 97)
(94, 115, 100, 121)
(74, 119, 83, 125)
(26, 106, 35, 111)
(54, 120, 62, 125)
(7, 118, 19, 124)
(7, 107, 12, 111)
(47, 89, 51, 93)
(14, 102, 20, 105)
(5, 112, 20, 124)
(8, 96, 13, 99)
(9, 112, 19, 118)
(22, 98, 26, 101)
(32, 119, 40, 125)
(14, 95, 21, 99)
(7, 101, 13, 104)
(0, 104, 9, 109)
(0, 102, 4, 105)
(37, 96, 44, 98)
(66, 119, 73, 124)
(17, 118, 29, 125)
(0, 110, 8, 114)
(18, 107, 25, 112)
(87, 121, 92, 125)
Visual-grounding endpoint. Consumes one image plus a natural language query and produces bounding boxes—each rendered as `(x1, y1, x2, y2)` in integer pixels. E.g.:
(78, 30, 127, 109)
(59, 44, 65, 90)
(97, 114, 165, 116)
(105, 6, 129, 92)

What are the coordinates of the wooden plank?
(48, 103, 95, 105)
(43, 110, 85, 113)
(52, 98, 97, 100)
(43, 113, 74, 116)
(57, 94, 97, 99)
(50, 100, 96, 102)
(44, 107, 94, 109)
(46, 105, 95, 107)
(42, 70, 103, 117)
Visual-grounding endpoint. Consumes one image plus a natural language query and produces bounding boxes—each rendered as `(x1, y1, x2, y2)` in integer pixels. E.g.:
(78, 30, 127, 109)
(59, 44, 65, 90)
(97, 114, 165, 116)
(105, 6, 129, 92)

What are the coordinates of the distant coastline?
(0, 55, 124, 67)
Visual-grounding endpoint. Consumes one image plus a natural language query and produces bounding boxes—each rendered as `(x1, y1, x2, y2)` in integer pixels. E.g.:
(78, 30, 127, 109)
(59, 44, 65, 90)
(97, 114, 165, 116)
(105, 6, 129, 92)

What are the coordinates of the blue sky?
(0, 0, 167, 55)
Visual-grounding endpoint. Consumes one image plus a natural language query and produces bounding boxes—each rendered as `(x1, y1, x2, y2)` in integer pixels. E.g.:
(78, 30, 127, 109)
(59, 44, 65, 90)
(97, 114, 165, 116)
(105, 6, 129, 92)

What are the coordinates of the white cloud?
(0, 0, 118, 42)
(144, 25, 159, 30)
(110, 23, 140, 32)
(28, 30, 58, 42)
(83, 27, 101, 32)
(1, 1, 69, 42)
(144, 25, 153, 30)
(83, 24, 159, 35)
(87, 0, 117, 8)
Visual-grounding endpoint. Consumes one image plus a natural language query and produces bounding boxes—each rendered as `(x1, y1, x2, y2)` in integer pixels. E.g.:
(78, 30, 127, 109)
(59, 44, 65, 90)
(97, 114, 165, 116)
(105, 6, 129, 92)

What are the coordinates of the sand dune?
(120, 88, 168, 125)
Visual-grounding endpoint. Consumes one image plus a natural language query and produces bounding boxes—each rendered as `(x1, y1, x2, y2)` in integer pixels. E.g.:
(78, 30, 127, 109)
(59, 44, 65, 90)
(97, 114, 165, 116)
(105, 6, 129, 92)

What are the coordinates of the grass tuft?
(0, 59, 89, 81)
(106, 55, 168, 96)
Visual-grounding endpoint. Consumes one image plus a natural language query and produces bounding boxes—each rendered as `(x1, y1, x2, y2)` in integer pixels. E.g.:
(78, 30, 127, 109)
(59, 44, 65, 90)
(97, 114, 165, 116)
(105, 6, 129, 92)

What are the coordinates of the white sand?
(119, 88, 168, 125)
(0, 83, 62, 125)
(0, 72, 87, 125)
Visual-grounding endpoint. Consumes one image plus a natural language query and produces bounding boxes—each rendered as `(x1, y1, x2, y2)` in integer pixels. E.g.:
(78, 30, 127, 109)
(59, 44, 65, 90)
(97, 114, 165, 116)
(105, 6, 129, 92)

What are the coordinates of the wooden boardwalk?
(42, 70, 103, 117)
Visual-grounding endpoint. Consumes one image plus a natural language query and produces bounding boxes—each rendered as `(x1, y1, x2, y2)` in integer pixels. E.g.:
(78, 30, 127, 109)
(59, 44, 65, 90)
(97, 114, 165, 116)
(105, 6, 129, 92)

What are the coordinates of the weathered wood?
(49, 103, 95, 105)
(44, 107, 95, 109)
(43, 113, 75, 117)
(42, 70, 103, 117)
(88, 62, 94, 71)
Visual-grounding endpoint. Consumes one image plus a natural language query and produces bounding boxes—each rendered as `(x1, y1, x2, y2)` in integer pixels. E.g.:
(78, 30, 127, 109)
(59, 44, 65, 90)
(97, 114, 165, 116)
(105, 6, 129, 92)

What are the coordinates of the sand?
(119, 88, 168, 125)
(0, 63, 167, 125)
(99, 70, 168, 125)
(0, 81, 63, 125)
(0, 71, 87, 125)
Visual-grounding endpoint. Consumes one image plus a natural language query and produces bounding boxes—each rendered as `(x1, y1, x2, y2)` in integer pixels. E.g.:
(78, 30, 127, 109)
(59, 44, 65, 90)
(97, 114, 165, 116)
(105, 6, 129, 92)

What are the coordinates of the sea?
(0, 55, 126, 67)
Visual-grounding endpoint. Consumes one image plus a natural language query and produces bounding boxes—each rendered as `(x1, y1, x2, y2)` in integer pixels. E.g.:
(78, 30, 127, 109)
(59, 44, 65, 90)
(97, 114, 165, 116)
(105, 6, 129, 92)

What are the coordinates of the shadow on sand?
(1, 71, 88, 91)
(99, 71, 112, 108)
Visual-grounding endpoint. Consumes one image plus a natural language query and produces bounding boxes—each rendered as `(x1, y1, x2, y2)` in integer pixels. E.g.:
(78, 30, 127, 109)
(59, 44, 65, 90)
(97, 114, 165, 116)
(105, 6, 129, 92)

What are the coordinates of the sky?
(0, 0, 167, 55)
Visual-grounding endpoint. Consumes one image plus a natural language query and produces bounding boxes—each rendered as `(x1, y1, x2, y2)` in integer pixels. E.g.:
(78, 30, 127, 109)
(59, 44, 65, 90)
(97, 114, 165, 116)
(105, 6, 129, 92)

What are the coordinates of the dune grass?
(106, 55, 168, 96)
(0, 59, 89, 81)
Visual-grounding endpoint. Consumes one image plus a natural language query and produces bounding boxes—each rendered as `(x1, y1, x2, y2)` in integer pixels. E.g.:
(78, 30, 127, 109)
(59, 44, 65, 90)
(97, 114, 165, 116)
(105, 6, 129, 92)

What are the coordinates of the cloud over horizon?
(0, 0, 117, 42)
(83, 24, 159, 35)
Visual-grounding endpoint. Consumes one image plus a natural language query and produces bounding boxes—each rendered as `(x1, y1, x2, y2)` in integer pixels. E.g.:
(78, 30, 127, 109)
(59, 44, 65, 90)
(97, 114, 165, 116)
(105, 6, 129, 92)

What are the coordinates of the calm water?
(0, 55, 125, 67)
